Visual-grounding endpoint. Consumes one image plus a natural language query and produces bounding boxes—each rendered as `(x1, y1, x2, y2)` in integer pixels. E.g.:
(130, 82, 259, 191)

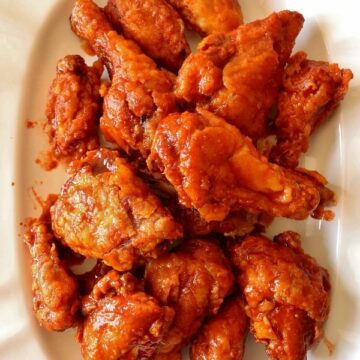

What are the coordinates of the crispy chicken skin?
(51, 148, 183, 271)
(70, 0, 177, 156)
(45, 55, 102, 161)
(270, 51, 353, 168)
(77, 270, 175, 360)
(148, 109, 326, 222)
(145, 238, 235, 356)
(104, 0, 190, 72)
(229, 232, 331, 360)
(24, 216, 80, 331)
(175, 11, 304, 139)
(166, 0, 243, 35)
(190, 296, 249, 360)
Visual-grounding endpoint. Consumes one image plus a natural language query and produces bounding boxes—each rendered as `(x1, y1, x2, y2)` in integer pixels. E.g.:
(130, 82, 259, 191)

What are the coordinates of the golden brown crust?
(229, 232, 331, 360)
(190, 296, 249, 360)
(77, 270, 175, 360)
(145, 238, 235, 356)
(175, 11, 304, 139)
(270, 51, 353, 168)
(104, 0, 190, 72)
(166, 0, 243, 35)
(51, 148, 183, 271)
(45, 55, 102, 162)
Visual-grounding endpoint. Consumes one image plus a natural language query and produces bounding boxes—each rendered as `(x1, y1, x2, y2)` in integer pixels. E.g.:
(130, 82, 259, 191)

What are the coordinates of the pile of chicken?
(24, 0, 353, 359)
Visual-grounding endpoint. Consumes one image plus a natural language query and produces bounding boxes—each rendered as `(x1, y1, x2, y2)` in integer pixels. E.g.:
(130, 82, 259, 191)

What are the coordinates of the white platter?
(1, 0, 360, 359)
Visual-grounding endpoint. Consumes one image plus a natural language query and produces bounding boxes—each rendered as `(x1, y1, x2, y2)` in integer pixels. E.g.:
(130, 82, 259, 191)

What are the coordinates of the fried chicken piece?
(190, 296, 249, 360)
(175, 11, 304, 139)
(24, 202, 81, 331)
(51, 148, 183, 272)
(71, 0, 177, 157)
(104, 0, 190, 72)
(77, 270, 175, 360)
(270, 51, 353, 168)
(145, 238, 235, 356)
(148, 109, 327, 222)
(45, 55, 102, 162)
(166, 0, 243, 35)
(229, 232, 331, 360)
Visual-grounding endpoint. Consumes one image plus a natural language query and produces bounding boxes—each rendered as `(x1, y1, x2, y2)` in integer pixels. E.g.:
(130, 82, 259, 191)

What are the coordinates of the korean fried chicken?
(145, 238, 235, 356)
(148, 109, 330, 222)
(166, 0, 243, 35)
(270, 51, 353, 168)
(71, 0, 177, 157)
(190, 296, 249, 360)
(51, 148, 182, 272)
(104, 0, 190, 72)
(175, 11, 304, 139)
(24, 205, 80, 331)
(45, 55, 102, 163)
(77, 270, 175, 360)
(229, 232, 331, 360)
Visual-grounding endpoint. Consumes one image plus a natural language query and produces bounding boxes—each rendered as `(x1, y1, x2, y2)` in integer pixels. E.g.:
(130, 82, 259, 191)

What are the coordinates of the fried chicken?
(51, 148, 183, 272)
(104, 0, 190, 72)
(145, 238, 235, 356)
(148, 109, 329, 222)
(24, 201, 81, 331)
(45, 55, 102, 162)
(166, 0, 243, 35)
(229, 232, 331, 360)
(77, 270, 175, 360)
(190, 296, 249, 360)
(175, 11, 304, 139)
(270, 51, 353, 168)
(71, 0, 177, 157)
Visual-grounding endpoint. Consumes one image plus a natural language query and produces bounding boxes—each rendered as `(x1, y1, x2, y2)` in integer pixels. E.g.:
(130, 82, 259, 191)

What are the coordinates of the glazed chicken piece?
(51, 148, 183, 272)
(24, 200, 81, 331)
(104, 0, 190, 72)
(190, 296, 249, 360)
(45, 55, 102, 163)
(270, 51, 353, 168)
(166, 0, 243, 35)
(71, 0, 177, 157)
(148, 109, 330, 223)
(175, 11, 304, 139)
(229, 232, 331, 360)
(77, 270, 175, 360)
(145, 238, 235, 357)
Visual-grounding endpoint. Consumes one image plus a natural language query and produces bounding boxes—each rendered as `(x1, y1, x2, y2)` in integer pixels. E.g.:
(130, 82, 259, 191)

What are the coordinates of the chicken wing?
(175, 11, 304, 139)
(145, 238, 235, 356)
(190, 296, 249, 360)
(166, 0, 243, 35)
(148, 109, 329, 222)
(77, 270, 175, 360)
(70, 0, 177, 157)
(270, 51, 353, 168)
(229, 232, 331, 360)
(24, 201, 80, 331)
(104, 0, 190, 72)
(45, 55, 102, 162)
(51, 148, 183, 272)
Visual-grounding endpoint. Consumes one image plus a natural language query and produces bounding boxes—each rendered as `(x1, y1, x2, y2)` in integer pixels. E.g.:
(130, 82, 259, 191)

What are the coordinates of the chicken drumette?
(175, 11, 304, 139)
(229, 232, 331, 360)
(51, 148, 182, 272)
(45, 55, 102, 164)
(145, 238, 235, 357)
(71, 0, 177, 157)
(190, 296, 249, 360)
(270, 51, 353, 168)
(77, 270, 175, 360)
(104, 0, 190, 72)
